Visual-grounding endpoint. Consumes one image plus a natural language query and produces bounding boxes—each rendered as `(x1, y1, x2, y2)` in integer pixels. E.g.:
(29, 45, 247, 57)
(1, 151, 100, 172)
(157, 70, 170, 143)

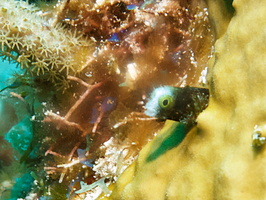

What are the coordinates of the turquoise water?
(0, 61, 18, 88)
(0, 61, 32, 200)
(0, 61, 20, 134)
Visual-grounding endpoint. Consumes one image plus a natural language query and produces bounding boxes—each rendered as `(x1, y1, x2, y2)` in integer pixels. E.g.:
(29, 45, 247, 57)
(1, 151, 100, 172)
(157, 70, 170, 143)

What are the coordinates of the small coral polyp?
(0, 30, 11, 51)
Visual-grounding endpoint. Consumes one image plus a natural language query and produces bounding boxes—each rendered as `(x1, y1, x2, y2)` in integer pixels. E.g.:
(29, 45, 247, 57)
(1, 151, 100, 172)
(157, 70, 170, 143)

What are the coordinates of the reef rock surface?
(104, 0, 266, 199)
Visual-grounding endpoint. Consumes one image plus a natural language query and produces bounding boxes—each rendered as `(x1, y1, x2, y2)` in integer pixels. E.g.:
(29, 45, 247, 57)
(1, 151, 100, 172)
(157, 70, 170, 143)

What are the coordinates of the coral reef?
(105, 0, 266, 199)
(0, 0, 95, 95)
(0, 0, 213, 199)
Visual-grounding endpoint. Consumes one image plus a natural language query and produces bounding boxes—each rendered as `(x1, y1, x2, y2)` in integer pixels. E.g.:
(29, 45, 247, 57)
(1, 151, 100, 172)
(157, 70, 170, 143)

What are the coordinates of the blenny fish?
(145, 86, 209, 125)
(144, 86, 210, 161)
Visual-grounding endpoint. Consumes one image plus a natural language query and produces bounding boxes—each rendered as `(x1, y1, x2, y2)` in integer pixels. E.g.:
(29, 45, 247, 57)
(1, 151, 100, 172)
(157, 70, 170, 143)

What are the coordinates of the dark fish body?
(145, 86, 209, 124)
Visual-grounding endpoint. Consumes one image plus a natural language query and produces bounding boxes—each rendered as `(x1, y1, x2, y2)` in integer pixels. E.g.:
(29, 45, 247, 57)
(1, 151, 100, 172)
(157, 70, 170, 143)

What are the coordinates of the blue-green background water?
(0, 61, 19, 134)
(0, 61, 34, 200)
(0, 61, 17, 88)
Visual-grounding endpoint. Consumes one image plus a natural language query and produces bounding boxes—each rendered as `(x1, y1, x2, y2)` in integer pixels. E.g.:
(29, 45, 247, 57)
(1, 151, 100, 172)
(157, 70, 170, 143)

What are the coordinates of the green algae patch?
(146, 122, 191, 162)
(105, 0, 266, 199)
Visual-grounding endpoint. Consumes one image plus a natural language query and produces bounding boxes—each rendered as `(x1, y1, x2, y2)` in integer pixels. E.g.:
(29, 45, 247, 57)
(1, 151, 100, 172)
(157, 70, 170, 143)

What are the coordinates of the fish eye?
(162, 99, 169, 106)
(159, 95, 174, 109)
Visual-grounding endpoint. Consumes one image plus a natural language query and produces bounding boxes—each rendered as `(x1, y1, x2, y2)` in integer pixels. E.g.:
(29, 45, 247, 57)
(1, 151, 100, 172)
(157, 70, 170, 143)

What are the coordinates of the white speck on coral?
(198, 66, 208, 84)
(127, 63, 138, 80)
(30, 115, 36, 121)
